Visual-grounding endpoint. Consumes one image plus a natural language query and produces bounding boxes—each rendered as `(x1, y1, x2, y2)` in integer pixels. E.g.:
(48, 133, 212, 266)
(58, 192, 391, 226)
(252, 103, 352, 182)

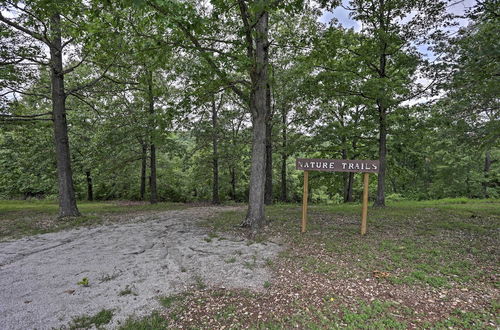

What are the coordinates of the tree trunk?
(375, 102, 387, 207)
(150, 145, 157, 203)
(375, 26, 388, 207)
(280, 106, 287, 202)
(342, 146, 354, 203)
(245, 113, 267, 229)
(140, 143, 147, 200)
(346, 172, 354, 202)
(147, 70, 157, 204)
(86, 171, 93, 201)
(212, 97, 220, 204)
(343, 171, 354, 203)
(243, 10, 269, 231)
(50, 13, 80, 217)
(483, 151, 491, 198)
(230, 167, 237, 201)
(264, 83, 273, 205)
(280, 154, 288, 202)
(341, 149, 349, 203)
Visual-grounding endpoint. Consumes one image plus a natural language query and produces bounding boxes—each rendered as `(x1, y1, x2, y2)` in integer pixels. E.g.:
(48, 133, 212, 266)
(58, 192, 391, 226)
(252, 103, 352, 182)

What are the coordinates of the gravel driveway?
(0, 206, 281, 329)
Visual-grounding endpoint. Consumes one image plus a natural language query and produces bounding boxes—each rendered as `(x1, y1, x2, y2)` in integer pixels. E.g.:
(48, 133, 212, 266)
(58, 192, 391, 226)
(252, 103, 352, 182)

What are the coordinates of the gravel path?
(0, 206, 282, 329)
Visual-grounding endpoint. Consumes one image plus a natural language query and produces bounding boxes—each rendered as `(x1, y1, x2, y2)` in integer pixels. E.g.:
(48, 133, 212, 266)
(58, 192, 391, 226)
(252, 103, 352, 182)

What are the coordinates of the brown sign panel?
(296, 158, 380, 173)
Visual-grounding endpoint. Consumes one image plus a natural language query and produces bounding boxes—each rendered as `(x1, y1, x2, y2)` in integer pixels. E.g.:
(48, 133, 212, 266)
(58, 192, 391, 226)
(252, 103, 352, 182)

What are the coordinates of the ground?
(0, 204, 281, 329)
(0, 198, 498, 329)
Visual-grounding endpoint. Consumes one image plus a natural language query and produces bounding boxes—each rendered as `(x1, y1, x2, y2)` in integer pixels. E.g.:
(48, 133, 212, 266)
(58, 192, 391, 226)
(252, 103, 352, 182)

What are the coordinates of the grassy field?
(0, 199, 187, 240)
(176, 198, 499, 329)
(1, 198, 499, 328)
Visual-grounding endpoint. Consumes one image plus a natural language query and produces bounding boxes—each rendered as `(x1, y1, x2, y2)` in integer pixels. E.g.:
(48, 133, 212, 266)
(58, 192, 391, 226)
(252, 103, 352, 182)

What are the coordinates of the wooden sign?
(296, 158, 380, 236)
(296, 158, 379, 173)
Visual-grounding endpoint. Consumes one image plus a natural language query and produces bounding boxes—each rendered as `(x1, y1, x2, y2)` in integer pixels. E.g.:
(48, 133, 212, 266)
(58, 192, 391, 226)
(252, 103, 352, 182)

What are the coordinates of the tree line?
(0, 0, 498, 231)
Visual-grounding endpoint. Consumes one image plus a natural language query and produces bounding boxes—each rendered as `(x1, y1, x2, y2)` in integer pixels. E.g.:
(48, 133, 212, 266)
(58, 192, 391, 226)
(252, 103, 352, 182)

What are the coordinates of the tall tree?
(320, 0, 450, 206)
(145, 0, 301, 231)
(437, 1, 499, 197)
(0, 1, 111, 216)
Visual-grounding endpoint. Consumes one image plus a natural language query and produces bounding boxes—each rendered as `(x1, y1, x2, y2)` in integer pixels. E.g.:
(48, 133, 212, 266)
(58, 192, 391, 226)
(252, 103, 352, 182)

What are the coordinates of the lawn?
(174, 198, 499, 329)
(0, 199, 187, 240)
(1, 198, 498, 328)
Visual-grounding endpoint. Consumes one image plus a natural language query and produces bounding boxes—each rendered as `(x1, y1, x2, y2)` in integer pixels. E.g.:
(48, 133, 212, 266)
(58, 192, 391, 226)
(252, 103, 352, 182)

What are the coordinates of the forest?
(0, 0, 498, 227)
(1, 1, 499, 329)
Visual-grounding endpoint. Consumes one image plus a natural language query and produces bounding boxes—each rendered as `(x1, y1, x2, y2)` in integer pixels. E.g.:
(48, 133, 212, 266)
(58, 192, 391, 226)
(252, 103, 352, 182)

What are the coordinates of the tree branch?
(0, 112, 52, 118)
(146, 0, 248, 105)
(66, 62, 114, 96)
(0, 13, 47, 44)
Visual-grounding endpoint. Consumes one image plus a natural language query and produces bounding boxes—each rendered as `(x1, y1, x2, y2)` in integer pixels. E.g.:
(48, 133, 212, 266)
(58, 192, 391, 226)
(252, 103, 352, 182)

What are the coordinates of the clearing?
(0, 205, 281, 329)
(0, 198, 498, 329)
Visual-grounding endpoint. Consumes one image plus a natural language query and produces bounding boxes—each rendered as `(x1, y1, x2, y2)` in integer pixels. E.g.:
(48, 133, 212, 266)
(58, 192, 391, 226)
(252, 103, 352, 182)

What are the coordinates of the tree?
(0, 1, 120, 216)
(145, 0, 301, 231)
(436, 1, 499, 197)
(319, 0, 450, 206)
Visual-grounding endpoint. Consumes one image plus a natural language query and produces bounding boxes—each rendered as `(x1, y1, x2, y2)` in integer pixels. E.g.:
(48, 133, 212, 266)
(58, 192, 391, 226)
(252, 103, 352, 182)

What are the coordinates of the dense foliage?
(1, 0, 498, 208)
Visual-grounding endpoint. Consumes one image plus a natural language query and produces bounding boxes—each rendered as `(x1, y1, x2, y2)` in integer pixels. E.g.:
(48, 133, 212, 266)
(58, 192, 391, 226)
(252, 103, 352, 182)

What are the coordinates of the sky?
(318, 0, 478, 60)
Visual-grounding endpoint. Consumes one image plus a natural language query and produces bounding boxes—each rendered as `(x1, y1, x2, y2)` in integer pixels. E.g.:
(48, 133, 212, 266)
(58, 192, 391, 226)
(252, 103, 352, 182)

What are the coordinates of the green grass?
(3, 198, 498, 328)
(249, 300, 408, 329)
(425, 309, 497, 329)
(0, 199, 186, 214)
(193, 275, 207, 290)
(158, 294, 186, 308)
(206, 199, 499, 289)
(67, 309, 113, 329)
(0, 200, 187, 240)
(201, 209, 243, 232)
(118, 285, 136, 296)
(126, 198, 498, 329)
(119, 311, 168, 329)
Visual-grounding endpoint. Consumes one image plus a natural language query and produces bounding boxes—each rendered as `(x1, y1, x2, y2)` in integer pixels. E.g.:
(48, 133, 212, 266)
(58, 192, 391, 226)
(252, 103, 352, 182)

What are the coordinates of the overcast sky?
(319, 0, 477, 59)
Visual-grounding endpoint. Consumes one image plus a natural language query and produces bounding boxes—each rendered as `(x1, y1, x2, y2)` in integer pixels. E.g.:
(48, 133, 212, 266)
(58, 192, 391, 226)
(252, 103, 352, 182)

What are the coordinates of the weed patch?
(67, 309, 113, 329)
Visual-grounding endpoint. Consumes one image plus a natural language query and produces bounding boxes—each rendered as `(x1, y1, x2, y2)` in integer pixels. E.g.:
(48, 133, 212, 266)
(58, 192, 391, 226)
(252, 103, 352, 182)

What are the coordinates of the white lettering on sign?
(296, 159, 379, 173)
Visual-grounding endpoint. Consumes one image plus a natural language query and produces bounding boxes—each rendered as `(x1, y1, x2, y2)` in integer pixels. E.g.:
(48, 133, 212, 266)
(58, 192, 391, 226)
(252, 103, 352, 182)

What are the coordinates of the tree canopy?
(1, 0, 498, 225)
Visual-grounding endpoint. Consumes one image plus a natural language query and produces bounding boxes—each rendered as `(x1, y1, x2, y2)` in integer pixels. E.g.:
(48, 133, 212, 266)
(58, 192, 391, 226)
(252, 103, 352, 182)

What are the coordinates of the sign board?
(296, 158, 380, 236)
(296, 158, 379, 173)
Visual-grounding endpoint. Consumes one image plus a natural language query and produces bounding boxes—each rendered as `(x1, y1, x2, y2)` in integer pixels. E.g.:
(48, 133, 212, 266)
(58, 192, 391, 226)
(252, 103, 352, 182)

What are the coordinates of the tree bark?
(86, 171, 93, 201)
(341, 148, 354, 203)
(147, 70, 158, 204)
(140, 143, 147, 200)
(242, 9, 269, 231)
(245, 113, 267, 229)
(280, 106, 288, 202)
(264, 83, 273, 205)
(347, 172, 354, 202)
(50, 13, 80, 217)
(230, 167, 237, 201)
(483, 151, 491, 198)
(280, 154, 288, 202)
(375, 12, 388, 207)
(375, 101, 387, 206)
(343, 171, 354, 203)
(212, 97, 220, 204)
(150, 145, 157, 203)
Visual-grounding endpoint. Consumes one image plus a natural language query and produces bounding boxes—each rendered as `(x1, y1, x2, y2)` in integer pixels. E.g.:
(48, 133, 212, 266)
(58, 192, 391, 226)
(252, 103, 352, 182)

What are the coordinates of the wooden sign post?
(296, 158, 380, 235)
